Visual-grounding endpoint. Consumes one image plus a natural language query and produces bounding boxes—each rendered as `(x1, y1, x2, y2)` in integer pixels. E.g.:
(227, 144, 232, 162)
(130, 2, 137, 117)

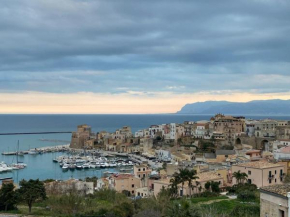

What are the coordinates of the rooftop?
(261, 183, 290, 197)
(235, 161, 283, 169)
(216, 150, 236, 155)
(197, 171, 222, 182)
(111, 174, 134, 180)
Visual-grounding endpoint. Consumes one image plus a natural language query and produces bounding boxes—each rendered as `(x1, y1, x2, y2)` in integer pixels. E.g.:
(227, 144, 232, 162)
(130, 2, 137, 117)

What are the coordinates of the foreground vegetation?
(0, 177, 260, 217)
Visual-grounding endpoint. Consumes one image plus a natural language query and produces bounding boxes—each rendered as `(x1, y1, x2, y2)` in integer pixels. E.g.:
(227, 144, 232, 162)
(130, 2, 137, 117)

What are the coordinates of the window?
(275, 170, 277, 174)
(143, 174, 146, 178)
(132, 184, 134, 188)
(132, 190, 134, 194)
(248, 171, 251, 175)
(275, 179, 277, 183)
(143, 168, 145, 171)
(248, 179, 252, 184)
(138, 169, 140, 171)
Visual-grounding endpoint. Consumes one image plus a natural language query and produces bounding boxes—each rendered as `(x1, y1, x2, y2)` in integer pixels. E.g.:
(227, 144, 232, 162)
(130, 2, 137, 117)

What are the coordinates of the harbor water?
(0, 114, 289, 182)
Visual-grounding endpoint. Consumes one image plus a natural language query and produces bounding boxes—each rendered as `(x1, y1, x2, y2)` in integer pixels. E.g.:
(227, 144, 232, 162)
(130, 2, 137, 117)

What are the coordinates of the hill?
(177, 99, 290, 115)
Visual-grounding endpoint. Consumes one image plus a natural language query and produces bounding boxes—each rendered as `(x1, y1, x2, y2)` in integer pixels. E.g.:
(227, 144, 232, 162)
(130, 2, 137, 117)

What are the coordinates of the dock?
(0, 131, 72, 136)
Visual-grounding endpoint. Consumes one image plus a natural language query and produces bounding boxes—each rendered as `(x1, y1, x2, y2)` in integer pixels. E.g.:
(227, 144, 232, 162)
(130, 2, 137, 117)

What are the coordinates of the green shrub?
(237, 191, 256, 201)
(230, 204, 260, 217)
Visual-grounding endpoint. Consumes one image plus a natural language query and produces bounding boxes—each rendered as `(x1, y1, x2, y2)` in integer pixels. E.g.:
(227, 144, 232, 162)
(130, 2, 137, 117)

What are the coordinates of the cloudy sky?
(1, 0, 290, 114)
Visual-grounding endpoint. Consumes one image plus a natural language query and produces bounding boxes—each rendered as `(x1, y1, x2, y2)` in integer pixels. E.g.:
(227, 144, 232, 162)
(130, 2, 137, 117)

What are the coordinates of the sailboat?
(11, 141, 27, 169)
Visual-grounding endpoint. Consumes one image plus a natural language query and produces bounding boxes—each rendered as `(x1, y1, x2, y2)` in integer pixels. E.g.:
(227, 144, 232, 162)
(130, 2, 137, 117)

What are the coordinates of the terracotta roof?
(112, 174, 134, 180)
(196, 171, 223, 182)
(261, 183, 290, 197)
(235, 161, 284, 169)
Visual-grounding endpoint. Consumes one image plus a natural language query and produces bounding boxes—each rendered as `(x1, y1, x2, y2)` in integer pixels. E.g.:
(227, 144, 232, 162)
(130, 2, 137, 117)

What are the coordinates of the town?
(59, 114, 290, 216)
(1, 114, 290, 216)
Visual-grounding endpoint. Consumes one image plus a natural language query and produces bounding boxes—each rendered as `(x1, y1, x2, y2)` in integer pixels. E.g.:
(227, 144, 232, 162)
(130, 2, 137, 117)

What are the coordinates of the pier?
(0, 131, 72, 136)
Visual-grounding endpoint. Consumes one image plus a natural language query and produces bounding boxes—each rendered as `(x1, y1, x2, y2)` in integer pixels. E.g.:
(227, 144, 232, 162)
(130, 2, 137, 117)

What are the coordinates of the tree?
(210, 181, 220, 193)
(17, 179, 46, 214)
(0, 183, 18, 211)
(177, 169, 189, 196)
(169, 176, 180, 198)
(187, 169, 199, 197)
(233, 170, 248, 184)
(205, 182, 211, 191)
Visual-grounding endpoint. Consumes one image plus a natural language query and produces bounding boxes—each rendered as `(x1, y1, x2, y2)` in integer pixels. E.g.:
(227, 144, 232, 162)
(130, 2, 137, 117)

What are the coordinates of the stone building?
(254, 119, 278, 138)
(213, 115, 243, 145)
(45, 179, 94, 195)
(70, 124, 94, 149)
(260, 183, 290, 217)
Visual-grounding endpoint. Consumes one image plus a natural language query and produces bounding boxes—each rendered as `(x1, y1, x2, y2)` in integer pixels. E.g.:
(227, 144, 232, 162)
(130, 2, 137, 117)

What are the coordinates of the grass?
(200, 199, 260, 215)
(191, 195, 228, 204)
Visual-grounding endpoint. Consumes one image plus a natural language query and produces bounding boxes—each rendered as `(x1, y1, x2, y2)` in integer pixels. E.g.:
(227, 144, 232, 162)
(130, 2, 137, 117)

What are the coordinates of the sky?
(0, 0, 290, 114)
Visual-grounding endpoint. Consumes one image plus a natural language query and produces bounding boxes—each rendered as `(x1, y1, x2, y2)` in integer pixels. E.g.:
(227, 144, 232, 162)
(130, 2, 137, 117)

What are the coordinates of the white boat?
(82, 163, 90, 169)
(0, 162, 13, 172)
(28, 150, 38, 155)
(76, 165, 83, 170)
(62, 164, 69, 170)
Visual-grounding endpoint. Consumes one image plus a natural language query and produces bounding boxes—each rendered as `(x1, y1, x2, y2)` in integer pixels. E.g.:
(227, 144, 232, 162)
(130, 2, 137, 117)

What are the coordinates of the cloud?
(0, 0, 290, 113)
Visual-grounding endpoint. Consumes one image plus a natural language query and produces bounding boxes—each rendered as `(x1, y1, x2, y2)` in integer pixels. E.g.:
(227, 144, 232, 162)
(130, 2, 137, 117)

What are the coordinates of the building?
(70, 124, 94, 149)
(155, 150, 172, 162)
(109, 174, 141, 195)
(274, 146, 290, 161)
(213, 115, 243, 145)
(216, 150, 236, 163)
(133, 164, 152, 187)
(45, 179, 94, 195)
(254, 119, 278, 138)
(153, 171, 224, 196)
(194, 123, 209, 139)
(260, 183, 290, 217)
(232, 161, 285, 187)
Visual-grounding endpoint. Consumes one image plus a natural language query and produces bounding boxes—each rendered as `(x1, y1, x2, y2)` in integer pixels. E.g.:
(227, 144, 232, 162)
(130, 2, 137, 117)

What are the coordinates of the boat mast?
(17, 140, 19, 163)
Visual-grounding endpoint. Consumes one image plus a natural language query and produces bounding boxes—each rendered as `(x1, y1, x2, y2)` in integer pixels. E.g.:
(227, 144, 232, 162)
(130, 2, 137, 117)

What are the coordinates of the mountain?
(177, 99, 290, 115)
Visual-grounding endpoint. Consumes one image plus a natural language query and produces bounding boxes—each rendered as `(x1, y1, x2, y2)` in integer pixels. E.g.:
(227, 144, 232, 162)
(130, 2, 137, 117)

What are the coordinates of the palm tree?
(169, 175, 180, 198)
(178, 168, 189, 197)
(233, 170, 248, 184)
(187, 169, 199, 197)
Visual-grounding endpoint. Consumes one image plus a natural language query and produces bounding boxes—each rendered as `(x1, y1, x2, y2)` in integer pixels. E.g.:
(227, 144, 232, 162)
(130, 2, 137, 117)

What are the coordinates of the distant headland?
(177, 99, 290, 115)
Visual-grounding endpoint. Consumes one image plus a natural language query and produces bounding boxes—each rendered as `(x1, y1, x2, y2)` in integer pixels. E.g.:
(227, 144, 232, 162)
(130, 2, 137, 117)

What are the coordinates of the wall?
(260, 192, 288, 217)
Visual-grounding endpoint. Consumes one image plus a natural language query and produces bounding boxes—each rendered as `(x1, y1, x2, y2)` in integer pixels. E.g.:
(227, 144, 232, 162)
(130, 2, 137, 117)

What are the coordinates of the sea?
(0, 114, 289, 183)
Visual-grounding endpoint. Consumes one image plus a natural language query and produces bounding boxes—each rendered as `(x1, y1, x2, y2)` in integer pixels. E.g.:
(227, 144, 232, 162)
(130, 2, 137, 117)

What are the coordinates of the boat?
(62, 164, 69, 171)
(76, 165, 83, 170)
(82, 163, 90, 169)
(28, 150, 38, 155)
(69, 164, 76, 170)
(0, 162, 13, 172)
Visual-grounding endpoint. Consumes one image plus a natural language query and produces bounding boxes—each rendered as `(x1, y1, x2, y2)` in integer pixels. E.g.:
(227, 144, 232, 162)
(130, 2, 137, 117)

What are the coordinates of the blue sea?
(0, 114, 289, 183)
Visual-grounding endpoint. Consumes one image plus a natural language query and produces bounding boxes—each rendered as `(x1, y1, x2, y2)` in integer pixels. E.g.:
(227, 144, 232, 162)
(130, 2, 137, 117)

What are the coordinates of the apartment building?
(232, 161, 285, 187)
